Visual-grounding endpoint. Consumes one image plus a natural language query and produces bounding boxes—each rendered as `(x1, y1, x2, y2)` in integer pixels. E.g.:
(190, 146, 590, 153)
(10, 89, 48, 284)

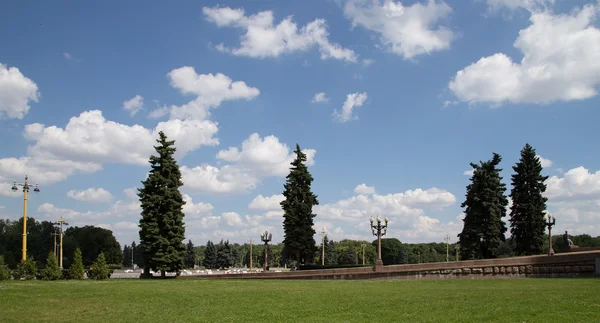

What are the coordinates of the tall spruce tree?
(185, 240, 196, 268)
(203, 241, 218, 269)
(281, 144, 319, 264)
(509, 143, 549, 255)
(138, 131, 187, 278)
(458, 153, 508, 260)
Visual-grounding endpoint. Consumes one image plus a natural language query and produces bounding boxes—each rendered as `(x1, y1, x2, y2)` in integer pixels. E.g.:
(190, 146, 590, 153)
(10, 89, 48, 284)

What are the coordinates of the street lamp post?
(55, 216, 69, 269)
(444, 234, 450, 262)
(320, 228, 327, 266)
(260, 231, 272, 271)
(546, 213, 556, 256)
(11, 175, 40, 262)
(361, 244, 366, 266)
(370, 214, 388, 271)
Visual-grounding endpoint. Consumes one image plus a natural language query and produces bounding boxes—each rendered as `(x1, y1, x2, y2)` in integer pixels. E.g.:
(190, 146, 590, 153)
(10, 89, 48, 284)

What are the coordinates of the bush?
(44, 252, 62, 281)
(13, 257, 37, 280)
(0, 256, 10, 280)
(69, 248, 85, 280)
(89, 252, 110, 280)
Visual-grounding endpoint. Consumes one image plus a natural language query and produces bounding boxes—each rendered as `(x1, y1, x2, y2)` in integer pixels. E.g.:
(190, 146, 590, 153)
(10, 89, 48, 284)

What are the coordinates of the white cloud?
(248, 194, 284, 210)
(463, 169, 474, 176)
(202, 6, 358, 62)
(63, 52, 73, 60)
(183, 194, 214, 219)
(23, 110, 219, 167)
(537, 154, 553, 168)
(151, 67, 260, 120)
(343, 0, 455, 59)
(182, 133, 316, 193)
(353, 183, 375, 195)
(0, 157, 102, 186)
(333, 92, 368, 123)
(123, 95, 144, 116)
(0, 63, 40, 119)
(486, 0, 555, 11)
(362, 58, 375, 66)
(311, 92, 329, 103)
(544, 166, 600, 236)
(449, 3, 600, 105)
(67, 188, 114, 203)
(546, 166, 600, 202)
(314, 186, 459, 242)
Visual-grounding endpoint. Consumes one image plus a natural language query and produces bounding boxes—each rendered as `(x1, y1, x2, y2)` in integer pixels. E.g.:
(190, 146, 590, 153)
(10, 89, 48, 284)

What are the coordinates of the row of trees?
(0, 218, 122, 269)
(126, 235, 597, 270)
(136, 133, 598, 272)
(0, 248, 111, 281)
(459, 144, 555, 259)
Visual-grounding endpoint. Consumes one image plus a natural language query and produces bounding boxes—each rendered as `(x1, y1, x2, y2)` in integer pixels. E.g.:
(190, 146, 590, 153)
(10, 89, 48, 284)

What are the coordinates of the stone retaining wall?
(181, 250, 600, 281)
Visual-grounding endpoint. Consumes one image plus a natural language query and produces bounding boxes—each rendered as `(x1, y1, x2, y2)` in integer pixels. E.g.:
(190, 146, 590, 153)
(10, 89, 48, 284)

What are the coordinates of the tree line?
(0, 218, 122, 269)
(457, 143, 597, 260)
(135, 133, 600, 275)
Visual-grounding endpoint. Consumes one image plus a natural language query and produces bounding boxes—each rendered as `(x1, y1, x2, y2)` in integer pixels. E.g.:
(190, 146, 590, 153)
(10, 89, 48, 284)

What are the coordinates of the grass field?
(0, 278, 598, 322)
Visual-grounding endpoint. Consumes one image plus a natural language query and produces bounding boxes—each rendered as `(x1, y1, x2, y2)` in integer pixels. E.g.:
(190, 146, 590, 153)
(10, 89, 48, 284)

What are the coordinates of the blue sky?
(1, 0, 599, 246)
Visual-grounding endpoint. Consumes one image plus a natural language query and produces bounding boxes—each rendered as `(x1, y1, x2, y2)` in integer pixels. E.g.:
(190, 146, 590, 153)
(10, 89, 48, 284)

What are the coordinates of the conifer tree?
(138, 131, 187, 278)
(281, 144, 319, 264)
(509, 143, 549, 255)
(458, 153, 508, 260)
(91, 252, 110, 280)
(69, 248, 85, 280)
(185, 240, 196, 268)
(44, 252, 62, 280)
(203, 241, 218, 269)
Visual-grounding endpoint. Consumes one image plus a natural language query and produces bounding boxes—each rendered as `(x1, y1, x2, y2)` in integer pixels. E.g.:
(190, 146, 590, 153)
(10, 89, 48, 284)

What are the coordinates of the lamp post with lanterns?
(260, 231, 272, 271)
(370, 214, 388, 271)
(11, 175, 40, 262)
(546, 213, 556, 256)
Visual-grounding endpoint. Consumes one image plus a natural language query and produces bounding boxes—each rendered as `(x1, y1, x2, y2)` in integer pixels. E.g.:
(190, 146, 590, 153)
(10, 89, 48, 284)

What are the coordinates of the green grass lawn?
(0, 278, 598, 322)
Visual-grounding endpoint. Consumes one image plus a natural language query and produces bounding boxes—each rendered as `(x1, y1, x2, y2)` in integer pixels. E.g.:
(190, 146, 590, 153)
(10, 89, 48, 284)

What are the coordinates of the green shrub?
(13, 257, 37, 280)
(69, 248, 85, 280)
(89, 252, 110, 280)
(43, 252, 62, 281)
(0, 256, 10, 280)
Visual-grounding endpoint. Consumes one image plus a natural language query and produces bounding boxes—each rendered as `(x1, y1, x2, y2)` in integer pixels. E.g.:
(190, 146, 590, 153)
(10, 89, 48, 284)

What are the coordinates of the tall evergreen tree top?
(281, 144, 319, 263)
(509, 143, 549, 255)
(138, 131, 187, 275)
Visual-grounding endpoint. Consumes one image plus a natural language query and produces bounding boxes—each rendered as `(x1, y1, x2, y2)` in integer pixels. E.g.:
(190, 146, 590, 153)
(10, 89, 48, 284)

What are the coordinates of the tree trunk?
(161, 270, 166, 278)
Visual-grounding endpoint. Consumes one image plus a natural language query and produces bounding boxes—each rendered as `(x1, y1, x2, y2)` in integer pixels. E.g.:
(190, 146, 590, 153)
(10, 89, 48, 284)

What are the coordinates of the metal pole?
(362, 244, 365, 265)
(444, 234, 450, 262)
(249, 239, 253, 270)
(22, 181, 28, 262)
(320, 229, 326, 266)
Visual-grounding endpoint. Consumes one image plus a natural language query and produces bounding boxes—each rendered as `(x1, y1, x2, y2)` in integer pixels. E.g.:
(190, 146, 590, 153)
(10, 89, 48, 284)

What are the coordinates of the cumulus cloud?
(544, 166, 600, 236)
(343, 0, 455, 59)
(333, 92, 368, 122)
(123, 95, 144, 116)
(311, 92, 329, 103)
(449, 2, 600, 105)
(485, 0, 555, 11)
(67, 188, 114, 203)
(182, 133, 316, 193)
(202, 6, 358, 62)
(248, 194, 285, 210)
(354, 184, 375, 195)
(0, 63, 40, 119)
(537, 154, 553, 168)
(153, 66, 260, 120)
